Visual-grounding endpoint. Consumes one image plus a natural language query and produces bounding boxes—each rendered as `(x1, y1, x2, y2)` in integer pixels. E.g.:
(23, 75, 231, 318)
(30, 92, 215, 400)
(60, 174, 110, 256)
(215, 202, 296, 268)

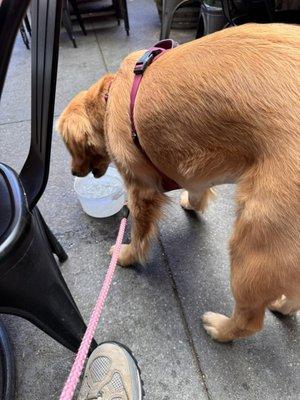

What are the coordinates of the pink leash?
(59, 217, 127, 400)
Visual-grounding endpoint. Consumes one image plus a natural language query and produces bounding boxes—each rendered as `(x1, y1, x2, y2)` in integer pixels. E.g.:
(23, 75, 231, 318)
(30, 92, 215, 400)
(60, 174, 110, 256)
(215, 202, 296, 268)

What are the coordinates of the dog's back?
(137, 24, 300, 159)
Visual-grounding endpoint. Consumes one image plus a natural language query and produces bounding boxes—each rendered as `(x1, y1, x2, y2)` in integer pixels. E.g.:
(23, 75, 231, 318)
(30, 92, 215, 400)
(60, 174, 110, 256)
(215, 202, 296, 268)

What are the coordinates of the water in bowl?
(75, 174, 122, 200)
(78, 176, 120, 199)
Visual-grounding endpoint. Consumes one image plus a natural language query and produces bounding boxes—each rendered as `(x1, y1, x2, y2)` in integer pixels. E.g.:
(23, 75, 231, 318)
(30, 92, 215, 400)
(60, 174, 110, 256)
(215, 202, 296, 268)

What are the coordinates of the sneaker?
(77, 342, 143, 400)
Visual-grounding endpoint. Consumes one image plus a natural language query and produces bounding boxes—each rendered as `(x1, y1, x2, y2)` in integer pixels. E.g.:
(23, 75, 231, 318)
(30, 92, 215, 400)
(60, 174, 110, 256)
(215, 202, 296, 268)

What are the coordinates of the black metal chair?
(221, 0, 300, 26)
(19, 2, 87, 49)
(73, 0, 130, 36)
(160, 0, 190, 40)
(220, 0, 273, 25)
(0, 0, 97, 362)
(63, 0, 87, 48)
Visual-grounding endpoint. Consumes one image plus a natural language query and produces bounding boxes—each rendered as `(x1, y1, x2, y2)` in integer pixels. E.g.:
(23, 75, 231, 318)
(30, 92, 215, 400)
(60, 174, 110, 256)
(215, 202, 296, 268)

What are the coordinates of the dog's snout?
(92, 169, 102, 178)
(72, 169, 82, 177)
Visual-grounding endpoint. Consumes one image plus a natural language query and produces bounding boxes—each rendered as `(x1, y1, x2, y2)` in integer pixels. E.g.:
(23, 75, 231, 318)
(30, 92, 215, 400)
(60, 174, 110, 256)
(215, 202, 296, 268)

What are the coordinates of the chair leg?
(113, 0, 122, 19)
(69, 0, 87, 35)
(0, 213, 97, 353)
(35, 208, 68, 263)
(62, 5, 77, 48)
(24, 14, 32, 36)
(195, 12, 204, 38)
(160, 0, 189, 40)
(20, 22, 30, 49)
(121, 0, 130, 36)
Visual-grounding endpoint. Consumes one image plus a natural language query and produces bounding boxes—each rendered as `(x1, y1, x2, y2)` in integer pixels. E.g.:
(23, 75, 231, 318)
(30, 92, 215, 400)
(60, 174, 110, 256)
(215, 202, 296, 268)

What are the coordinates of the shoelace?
(87, 389, 103, 400)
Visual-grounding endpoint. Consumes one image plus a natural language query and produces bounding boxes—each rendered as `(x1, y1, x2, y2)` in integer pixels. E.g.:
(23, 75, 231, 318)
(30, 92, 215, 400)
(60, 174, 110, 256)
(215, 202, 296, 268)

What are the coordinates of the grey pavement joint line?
(0, 113, 61, 127)
(93, 24, 109, 73)
(0, 118, 32, 127)
(158, 235, 213, 400)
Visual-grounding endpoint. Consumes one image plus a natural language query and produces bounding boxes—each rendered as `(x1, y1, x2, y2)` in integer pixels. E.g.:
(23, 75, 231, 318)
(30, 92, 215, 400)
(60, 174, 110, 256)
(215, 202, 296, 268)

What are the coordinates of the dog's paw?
(180, 191, 193, 210)
(109, 244, 136, 267)
(202, 312, 232, 342)
(268, 295, 298, 315)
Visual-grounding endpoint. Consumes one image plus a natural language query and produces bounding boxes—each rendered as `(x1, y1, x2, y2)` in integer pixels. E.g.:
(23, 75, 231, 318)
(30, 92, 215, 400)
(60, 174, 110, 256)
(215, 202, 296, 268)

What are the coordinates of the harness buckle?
(134, 49, 161, 75)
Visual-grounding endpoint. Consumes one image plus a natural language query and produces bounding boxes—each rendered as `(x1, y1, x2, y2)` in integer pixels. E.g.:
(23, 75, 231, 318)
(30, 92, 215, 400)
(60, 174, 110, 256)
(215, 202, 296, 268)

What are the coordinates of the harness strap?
(130, 40, 180, 192)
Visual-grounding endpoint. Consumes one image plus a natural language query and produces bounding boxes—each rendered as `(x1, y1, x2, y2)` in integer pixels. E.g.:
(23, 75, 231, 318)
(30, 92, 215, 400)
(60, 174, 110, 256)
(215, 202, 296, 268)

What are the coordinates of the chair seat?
(0, 163, 31, 270)
(0, 163, 95, 353)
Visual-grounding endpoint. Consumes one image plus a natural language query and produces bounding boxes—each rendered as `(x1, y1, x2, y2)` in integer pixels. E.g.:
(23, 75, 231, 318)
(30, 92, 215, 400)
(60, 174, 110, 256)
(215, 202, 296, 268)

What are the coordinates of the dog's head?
(56, 74, 114, 178)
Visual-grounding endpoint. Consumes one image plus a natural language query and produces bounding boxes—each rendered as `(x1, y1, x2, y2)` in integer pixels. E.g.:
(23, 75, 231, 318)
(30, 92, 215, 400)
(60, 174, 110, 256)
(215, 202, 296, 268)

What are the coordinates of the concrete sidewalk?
(0, 1, 299, 399)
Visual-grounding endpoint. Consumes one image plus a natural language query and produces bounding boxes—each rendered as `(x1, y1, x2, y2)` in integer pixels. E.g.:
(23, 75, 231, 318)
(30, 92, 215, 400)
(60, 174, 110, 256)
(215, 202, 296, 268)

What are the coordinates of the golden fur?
(57, 24, 300, 342)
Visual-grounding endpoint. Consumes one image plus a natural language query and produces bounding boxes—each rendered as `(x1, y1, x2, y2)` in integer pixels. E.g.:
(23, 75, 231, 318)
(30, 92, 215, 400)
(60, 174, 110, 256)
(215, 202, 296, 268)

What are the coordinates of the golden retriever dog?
(57, 23, 300, 342)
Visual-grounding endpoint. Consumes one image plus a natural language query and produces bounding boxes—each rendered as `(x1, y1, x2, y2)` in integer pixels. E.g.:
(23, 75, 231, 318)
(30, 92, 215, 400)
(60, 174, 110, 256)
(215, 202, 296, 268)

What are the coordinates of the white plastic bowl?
(74, 165, 125, 218)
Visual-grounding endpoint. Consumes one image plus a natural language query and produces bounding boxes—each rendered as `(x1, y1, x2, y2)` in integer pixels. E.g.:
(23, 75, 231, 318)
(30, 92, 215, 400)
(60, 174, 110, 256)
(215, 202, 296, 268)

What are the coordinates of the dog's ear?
(100, 73, 115, 102)
(87, 73, 115, 104)
(56, 91, 93, 151)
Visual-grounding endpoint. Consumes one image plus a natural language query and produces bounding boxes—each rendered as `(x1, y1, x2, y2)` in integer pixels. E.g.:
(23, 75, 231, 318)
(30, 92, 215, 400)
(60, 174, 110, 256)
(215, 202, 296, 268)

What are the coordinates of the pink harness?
(129, 40, 181, 192)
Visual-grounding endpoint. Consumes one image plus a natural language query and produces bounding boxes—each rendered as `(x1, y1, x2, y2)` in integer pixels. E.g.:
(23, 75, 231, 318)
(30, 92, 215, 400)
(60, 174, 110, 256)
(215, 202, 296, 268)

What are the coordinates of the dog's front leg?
(110, 185, 167, 267)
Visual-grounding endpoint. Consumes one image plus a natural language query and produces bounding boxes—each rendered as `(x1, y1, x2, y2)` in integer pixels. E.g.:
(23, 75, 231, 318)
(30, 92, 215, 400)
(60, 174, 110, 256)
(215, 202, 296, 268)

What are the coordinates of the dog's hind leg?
(202, 217, 269, 342)
(202, 161, 297, 341)
(110, 185, 167, 266)
(180, 187, 215, 212)
(203, 305, 265, 342)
